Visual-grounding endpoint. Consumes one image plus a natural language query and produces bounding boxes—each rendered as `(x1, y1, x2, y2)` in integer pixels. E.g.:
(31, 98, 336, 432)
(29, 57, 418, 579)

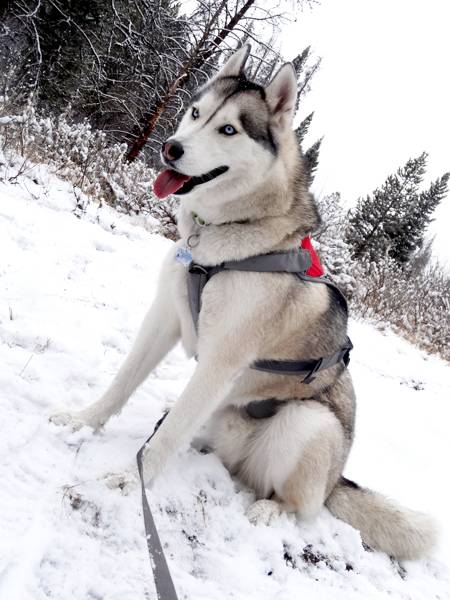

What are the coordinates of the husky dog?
(51, 46, 436, 560)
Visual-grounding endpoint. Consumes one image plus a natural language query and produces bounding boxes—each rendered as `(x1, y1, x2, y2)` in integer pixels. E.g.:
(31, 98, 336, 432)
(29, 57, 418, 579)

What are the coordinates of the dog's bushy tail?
(326, 478, 437, 560)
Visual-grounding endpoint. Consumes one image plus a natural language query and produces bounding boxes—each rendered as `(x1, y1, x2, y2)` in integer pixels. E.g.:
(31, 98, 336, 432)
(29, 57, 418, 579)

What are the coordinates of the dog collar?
(191, 211, 208, 227)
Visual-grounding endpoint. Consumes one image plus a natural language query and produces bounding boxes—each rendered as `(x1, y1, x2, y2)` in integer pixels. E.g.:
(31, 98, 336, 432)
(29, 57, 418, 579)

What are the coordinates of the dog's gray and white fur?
(51, 46, 437, 560)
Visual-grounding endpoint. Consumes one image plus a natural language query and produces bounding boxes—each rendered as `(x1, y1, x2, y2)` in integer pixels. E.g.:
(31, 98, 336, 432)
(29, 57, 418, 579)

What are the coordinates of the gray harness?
(187, 248, 352, 418)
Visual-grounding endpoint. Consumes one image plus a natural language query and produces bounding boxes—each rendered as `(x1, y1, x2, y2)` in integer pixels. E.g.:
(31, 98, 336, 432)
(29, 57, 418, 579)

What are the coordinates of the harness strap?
(253, 340, 353, 384)
(245, 398, 284, 419)
(296, 272, 348, 313)
(187, 249, 352, 383)
(187, 250, 313, 329)
(216, 250, 312, 274)
(137, 412, 179, 600)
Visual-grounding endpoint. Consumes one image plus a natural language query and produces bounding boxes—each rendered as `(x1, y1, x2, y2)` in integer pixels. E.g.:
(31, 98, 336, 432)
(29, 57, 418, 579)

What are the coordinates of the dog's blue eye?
(192, 107, 199, 119)
(220, 124, 237, 136)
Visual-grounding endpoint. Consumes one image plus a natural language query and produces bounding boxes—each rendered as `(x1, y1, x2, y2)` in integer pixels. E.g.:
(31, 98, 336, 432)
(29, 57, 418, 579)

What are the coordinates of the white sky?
(280, 0, 450, 262)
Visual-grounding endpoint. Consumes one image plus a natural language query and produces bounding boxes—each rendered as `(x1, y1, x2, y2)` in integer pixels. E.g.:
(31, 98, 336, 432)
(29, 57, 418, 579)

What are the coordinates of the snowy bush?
(0, 101, 178, 238)
(315, 193, 356, 297)
(351, 257, 450, 360)
(315, 193, 449, 361)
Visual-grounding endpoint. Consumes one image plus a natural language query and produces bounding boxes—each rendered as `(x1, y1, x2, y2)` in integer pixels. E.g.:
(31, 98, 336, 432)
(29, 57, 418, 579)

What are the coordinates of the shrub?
(0, 100, 177, 238)
(316, 193, 449, 361)
(315, 193, 356, 297)
(351, 256, 449, 360)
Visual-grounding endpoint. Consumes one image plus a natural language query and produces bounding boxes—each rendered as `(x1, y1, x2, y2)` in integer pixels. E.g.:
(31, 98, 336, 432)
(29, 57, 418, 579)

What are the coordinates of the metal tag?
(175, 247, 192, 265)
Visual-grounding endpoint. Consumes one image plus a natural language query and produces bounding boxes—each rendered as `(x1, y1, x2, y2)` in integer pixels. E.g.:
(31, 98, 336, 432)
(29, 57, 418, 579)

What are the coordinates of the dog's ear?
(265, 63, 297, 131)
(215, 44, 251, 79)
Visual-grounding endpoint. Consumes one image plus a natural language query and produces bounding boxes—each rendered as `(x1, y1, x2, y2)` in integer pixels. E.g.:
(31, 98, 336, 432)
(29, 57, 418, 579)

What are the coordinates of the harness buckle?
(342, 339, 353, 367)
(343, 347, 351, 367)
(301, 357, 323, 385)
(189, 263, 209, 275)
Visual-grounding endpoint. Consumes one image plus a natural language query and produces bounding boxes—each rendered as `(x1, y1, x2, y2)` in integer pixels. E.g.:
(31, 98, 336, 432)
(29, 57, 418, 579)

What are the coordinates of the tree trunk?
(126, 0, 255, 162)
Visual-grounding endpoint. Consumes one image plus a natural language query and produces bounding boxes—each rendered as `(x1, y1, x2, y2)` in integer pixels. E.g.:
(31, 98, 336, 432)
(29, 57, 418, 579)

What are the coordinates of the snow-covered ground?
(1, 164, 450, 600)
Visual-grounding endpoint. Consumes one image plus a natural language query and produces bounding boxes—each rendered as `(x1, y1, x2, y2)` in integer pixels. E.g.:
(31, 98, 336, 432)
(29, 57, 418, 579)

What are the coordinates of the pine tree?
(292, 46, 312, 113)
(290, 45, 322, 188)
(345, 153, 449, 264)
(292, 46, 321, 112)
(303, 137, 322, 187)
(390, 172, 449, 263)
(3, 0, 104, 110)
(295, 112, 314, 146)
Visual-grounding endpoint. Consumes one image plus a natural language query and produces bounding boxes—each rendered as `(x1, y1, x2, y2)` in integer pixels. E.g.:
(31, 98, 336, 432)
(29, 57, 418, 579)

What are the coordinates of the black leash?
(136, 412, 179, 600)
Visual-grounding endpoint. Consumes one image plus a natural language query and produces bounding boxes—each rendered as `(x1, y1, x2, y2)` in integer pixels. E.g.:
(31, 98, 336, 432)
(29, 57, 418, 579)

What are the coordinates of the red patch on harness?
(301, 237, 324, 277)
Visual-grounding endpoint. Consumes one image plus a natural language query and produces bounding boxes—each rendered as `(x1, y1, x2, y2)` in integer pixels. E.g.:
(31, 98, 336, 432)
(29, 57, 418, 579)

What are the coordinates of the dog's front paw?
(49, 410, 89, 431)
(141, 439, 170, 488)
(246, 499, 281, 526)
(49, 407, 106, 431)
(101, 470, 139, 495)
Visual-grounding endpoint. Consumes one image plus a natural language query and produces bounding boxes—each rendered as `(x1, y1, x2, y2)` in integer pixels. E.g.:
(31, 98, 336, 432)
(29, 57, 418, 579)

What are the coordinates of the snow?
(0, 116, 24, 125)
(1, 165, 450, 600)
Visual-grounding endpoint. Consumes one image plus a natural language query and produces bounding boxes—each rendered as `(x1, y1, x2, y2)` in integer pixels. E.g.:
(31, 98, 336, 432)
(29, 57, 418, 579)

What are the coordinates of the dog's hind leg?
(244, 401, 346, 525)
(50, 257, 181, 430)
(247, 430, 339, 525)
(280, 415, 345, 521)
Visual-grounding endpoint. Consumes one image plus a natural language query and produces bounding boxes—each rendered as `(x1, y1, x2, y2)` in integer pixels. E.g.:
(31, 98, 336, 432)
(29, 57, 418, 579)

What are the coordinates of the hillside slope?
(1, 166, 449, 600)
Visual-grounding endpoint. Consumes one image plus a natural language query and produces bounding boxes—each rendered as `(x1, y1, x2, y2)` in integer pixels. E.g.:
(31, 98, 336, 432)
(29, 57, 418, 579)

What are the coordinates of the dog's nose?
(162, 139, 184, 161)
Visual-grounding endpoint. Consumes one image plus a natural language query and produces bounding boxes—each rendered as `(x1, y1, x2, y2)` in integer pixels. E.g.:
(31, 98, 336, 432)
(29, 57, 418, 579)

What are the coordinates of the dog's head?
(153, 45, 299, 208)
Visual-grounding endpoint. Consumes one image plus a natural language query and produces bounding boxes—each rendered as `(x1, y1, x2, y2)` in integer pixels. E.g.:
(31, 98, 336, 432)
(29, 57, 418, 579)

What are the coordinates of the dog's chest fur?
(166, 214, 337, 406)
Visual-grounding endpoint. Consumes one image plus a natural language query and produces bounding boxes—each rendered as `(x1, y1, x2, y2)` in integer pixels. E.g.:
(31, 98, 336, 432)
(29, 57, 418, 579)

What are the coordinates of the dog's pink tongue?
(153, 169, 191, 199)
